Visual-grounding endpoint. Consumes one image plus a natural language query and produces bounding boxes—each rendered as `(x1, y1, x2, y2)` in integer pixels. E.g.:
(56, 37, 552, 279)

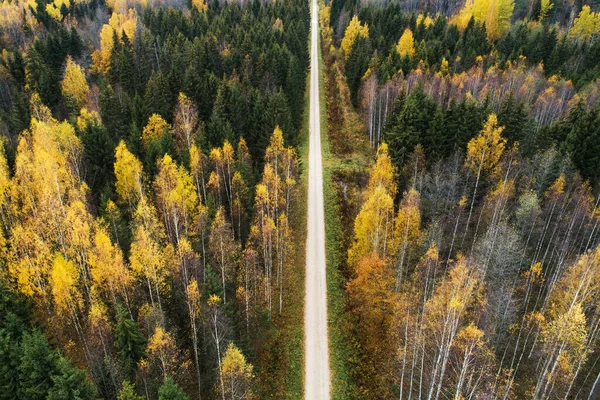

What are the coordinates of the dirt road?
(304, 0, 330, 397)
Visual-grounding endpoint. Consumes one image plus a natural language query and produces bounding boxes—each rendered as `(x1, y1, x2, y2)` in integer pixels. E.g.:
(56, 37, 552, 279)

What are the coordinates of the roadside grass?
(317, 23, 361, 400)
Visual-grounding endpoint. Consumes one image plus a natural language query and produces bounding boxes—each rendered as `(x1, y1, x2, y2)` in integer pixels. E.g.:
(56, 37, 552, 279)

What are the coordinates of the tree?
(114, 141, 144, 209)
(393, 188, 423, 288)
(209, 207, 239, 303)
(154, 154, 199, 245)
(142, 114, 171, 147)
(185, 278, 203, 397)
(61, 56, 89, 114)
(50, 253, 82, 324)
(115, 308, 146, 380)
(454, 0, 515, 40)
(569, 6, 600, 41)
(47, 356, 97, 400)
(341, 15, 369, 59)
(129, 199, 169, 309)
(117, 381, 144, 400)
(18, 330, 59, 400)
(191, 0, 207, 12)
(89, 226, 132, 309)
(423, 257, 483, 400)
(190, 144, 209, 203)
(146, 326, 190, 380)
(346, 254, 396, 395)
(174, 93, 198, 151)
(463, 113, 506, 249)
(218, 343, 254, 400)
(348, 186, 395, 267)
(396, 28, 416, 58)
(158, 377, 189, 400)
(348, 143, 397, 267)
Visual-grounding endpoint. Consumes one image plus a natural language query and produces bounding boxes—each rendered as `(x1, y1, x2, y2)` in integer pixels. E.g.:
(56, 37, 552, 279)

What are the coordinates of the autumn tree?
(393, 187, 423, 288)
(142, 114, 171, 147)
(454, 0, 515, 40)
(396, 28, 416, 58)
(185, 278, 202, 397)
(341, 16, 369, 59)
(569, 6, 600, 41)
(129, 198, 169, 309)
(114, 141, 144, 209)
(462, 113, 506, 250)
(146, 326, 191, 381)
(346, 254, 396, 396)
(61, 56, 89, 114)
(209, 207, 239, 303)
(154, 154, 199, 245)
(89, 226, 132, 310)
(217, 343, 254, 400)
(348, 143, 397, 267)
(174, 93, 198, 151)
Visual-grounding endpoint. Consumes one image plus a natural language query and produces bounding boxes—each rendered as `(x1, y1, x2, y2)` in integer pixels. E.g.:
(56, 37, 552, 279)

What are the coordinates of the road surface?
(304, 0, 330, 397)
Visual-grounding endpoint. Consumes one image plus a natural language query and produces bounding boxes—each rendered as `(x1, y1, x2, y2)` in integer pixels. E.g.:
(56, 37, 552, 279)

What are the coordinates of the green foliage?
(47, 357, 97, 400)
(118, 381, 144, 400)
(158, 378, 189, 400)
(17, 331, 60, 400)
(115, 308, 146, 380)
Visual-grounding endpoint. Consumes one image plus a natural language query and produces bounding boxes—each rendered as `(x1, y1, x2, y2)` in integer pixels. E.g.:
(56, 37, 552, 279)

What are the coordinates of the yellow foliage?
(219, 343, 254, 399)
(396, 28, 416, 58)
(367, 142, 397, 197)
(50, 253, 81, 313)
(416, 13, 434, 28)
(89, 226, 131, 303)
(348, 186, 395, 266)
(208, 293, 221, 306)
(272, 17, 283, 32)
(425, 256, 482, 326)
(545, 174, 565, 198)
(341, 15, 369, 59)
(191, 0, 207, 12)
(465, 113, 506, 175)
(569, 6, 600, 41)
(76, 108, 100, 131)
(154, 154, 199, 242)
(142, 114, 171, 145)
(539, 0, 553, 20)
(392, 187, 423, 259)
(61, 56, 89, 112)
(453, 0, 515, 40)
(92, 24, 116, 75)
(92, 9, 138, 74)
(114, 141, 143, 206)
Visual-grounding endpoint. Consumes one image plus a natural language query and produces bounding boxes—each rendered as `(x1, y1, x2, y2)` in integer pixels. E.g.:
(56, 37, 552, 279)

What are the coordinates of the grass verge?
(316, 20, 360, 400)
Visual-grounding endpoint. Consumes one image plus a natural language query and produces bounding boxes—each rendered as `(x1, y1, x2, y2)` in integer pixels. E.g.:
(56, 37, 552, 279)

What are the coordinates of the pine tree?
(47, 356, 97, 400)
(115, 308, 146, 380)
(158, 378, 189, 400)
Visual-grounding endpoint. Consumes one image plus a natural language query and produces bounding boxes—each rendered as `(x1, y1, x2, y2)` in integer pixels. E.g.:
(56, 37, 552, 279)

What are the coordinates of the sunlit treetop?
(341, 15, 369, 59)
(396, 28, 416, 58)
(453, 0, 515, 40)
(569, 6, 600, 41)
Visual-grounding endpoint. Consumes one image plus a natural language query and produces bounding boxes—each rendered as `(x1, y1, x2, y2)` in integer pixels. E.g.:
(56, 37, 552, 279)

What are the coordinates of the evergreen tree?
(47, 357, 97, 400)
(158, 378, 189, 400)
(17, 331, 59, 400)
(115, 309, 146, 380)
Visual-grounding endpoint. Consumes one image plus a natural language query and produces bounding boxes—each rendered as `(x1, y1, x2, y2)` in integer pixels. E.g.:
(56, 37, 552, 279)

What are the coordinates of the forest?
(0, 0, 309, 398)
(321, 0, 600, 398)
(2, 0, 600, 398)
